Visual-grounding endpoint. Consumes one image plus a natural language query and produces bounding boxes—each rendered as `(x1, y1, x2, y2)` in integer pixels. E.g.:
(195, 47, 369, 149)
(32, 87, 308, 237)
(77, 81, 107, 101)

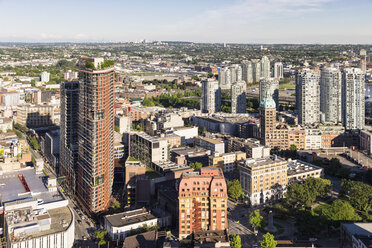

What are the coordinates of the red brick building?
(178, 168, 227, 239)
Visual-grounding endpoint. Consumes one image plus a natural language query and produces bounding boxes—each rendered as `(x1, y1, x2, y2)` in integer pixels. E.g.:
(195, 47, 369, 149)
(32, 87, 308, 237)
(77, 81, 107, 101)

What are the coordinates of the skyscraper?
(201, 80, 221, 114)
(178, 168, 227, 240)
(242, 60, 253, 83)
(59, 81, 79, 194)
(218, 67, 231, 90)
(360, 49, 367, 73)
(296, 69, 320, 125)
(259, 78, 279, 110)
(320, 68, 342, 124)
(260, 56, 271, 78)
(76, 57, 115, 213)
(252, 59, 261, 83)
(273, 62, 284, 80)
(231, 81, 246, 114)
(342, 68, 365, 130)
(230, 64, 242, 83)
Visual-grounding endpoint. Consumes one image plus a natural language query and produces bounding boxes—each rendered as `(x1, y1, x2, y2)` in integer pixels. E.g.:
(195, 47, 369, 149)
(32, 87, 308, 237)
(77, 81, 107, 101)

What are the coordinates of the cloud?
(40, 33, 63, 40)
(163, 0, 337, 42)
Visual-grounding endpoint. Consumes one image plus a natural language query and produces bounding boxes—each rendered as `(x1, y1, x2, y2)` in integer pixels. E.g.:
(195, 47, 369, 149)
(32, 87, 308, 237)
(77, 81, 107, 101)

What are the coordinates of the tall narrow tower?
(231, 81, 246, 114)
(342, 68, 365, 130)
(76, 57, 115, 213)
(260, 91, 277, 146)
(60, 80, 79, 194)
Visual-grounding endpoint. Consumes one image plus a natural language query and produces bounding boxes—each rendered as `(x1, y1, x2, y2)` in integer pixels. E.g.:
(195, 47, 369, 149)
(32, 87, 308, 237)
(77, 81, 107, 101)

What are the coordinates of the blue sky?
(1, 0, 371, 43)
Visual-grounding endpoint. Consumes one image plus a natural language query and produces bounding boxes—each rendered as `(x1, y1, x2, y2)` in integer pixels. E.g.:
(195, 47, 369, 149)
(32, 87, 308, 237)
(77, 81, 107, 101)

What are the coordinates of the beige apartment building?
(238, 156, 288, 206)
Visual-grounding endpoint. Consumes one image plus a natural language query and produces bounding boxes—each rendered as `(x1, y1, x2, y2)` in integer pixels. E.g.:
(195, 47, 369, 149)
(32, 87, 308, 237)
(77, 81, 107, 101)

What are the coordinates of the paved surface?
(227, 200, 261, 248)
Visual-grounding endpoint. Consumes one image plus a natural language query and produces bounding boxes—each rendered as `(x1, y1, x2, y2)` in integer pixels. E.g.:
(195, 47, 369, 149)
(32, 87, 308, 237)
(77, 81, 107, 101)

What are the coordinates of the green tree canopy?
(286, 177, 331, 209)
(227, 179, 244, 201)
(249, 209, 263, 232)
(316, 200, 361, 222)
(190, 162, 203, 170)
(340, 179, 372, 212)
(230, 234, 242, 248)
(261, 232, 277, 248)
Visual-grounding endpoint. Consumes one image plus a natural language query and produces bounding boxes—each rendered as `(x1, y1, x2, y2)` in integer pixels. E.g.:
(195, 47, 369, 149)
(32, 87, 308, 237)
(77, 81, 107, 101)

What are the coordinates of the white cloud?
(40, 33, 63, 40)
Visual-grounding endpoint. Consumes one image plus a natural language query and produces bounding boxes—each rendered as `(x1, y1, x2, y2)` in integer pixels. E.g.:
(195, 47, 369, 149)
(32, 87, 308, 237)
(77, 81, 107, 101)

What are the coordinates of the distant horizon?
(0, 41, 371, 46)
(1, 0, 372, 44)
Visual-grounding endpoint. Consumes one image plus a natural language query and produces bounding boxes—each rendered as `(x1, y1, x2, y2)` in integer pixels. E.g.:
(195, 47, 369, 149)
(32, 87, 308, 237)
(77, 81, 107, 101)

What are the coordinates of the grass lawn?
(279, 84, 296, 90)
(146, 166, 161, 179)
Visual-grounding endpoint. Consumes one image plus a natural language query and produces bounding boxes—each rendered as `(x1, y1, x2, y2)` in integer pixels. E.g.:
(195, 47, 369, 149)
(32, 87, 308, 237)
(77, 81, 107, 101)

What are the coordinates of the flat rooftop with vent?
(0, 167, 74, 248)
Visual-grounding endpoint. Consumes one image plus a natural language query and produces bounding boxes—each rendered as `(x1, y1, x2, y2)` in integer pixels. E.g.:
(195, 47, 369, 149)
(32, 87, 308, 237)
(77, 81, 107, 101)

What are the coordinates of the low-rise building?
(209, 151, 246, 172)
(104, 208, 170, 242)
(287, 159, 323, 183)
(196, 137, 225, 154)
(340, 223, 372, 248)
(16, 104, 56, 128)
(172, 126, 198, 145)
(130, 132, 168, 167)
(0, 167, 74, 248)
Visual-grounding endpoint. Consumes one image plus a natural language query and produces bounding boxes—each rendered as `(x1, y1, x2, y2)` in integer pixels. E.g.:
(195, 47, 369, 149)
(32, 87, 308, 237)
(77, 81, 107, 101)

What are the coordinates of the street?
(227, 200, 260, 248)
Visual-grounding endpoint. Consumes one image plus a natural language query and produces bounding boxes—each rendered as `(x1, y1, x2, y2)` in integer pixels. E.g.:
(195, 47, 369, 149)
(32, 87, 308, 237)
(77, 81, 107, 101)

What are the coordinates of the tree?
(94, 230, 108, 245)
(340, 179, 372, 212)
(249, 209, 263, 232)
(190, 162, 203, 170)
(316, 200, 361, 222)
(227, 179, 244, 201)
(114, 126, 120, 132)
(286, 177, 331, 209)
(261, 233, 277, 248)
(28, 135, 40, 150)
(290, 144, 297, 152)
(229, 234, 242, 248)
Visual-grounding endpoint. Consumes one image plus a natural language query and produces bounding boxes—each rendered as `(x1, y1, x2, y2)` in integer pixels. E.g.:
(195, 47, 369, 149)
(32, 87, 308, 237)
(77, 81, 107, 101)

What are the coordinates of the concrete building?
(201, 80, 221, 114)
(320, 68, 342, 124)
(104, 208, 170, 241)
(242, 60, 253, 83)
(115, 114, 131, 134)
(273, 62, 284, 80)
(260, 56, 271, 78)
(0, 167, 75, 248)
(238, 156, 288, 206)
(178, 168, 228, 239)
(252, 59, 261, 83)
(227, 137, 270, 159)
(296, 69, 320, 125)
(124, 158, 146, 207)
(76, 57, 115, 213)
(157, 113, 184, 130)
(218, 67, 231, 90)
(342, 68, 365, 130)
(360, 128, 372, 154)
(130, 132, 168, 167)
(231, 81, 246, 114)
(209, 151, 246, 172)
(40, 71, 50, 83)
(230, 64, 242, 83)
(173, 126, 198, 145)
(196, 137, 225, 154)
(63, 70, 78, 81)
(1, 91, 25, 107)
(44, 129, 60, 175)
(59, 81, 79, 194)
(16, 104, 56, 128)
(259, 78, 279, 110)
(340, 223, 372, 248)
(287, 159, 323, 183)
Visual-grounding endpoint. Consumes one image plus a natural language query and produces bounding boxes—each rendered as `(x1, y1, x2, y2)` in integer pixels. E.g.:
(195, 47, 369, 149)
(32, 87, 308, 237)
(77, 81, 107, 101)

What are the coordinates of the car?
(77, 219, 81, 224)
(83, 236, 87, 241)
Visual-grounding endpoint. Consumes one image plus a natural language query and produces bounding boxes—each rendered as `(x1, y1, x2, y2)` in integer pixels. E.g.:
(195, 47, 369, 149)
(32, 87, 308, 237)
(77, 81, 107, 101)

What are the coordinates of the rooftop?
(200, 137, 224, 145)
(104, 208, 157, 228)
(153, 160, 191, 173)
(240, 155, 287, 169)
(193, 230, 229, 244)
(122, 231, 157, 248)
(0, 167, 63, 204)
(342, 223, 372, 236)
(287, 159, 323, 177)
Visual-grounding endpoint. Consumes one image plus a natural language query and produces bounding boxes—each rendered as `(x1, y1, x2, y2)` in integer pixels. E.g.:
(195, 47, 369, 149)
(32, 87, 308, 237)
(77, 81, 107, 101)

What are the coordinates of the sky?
(1, 0, 372, 44)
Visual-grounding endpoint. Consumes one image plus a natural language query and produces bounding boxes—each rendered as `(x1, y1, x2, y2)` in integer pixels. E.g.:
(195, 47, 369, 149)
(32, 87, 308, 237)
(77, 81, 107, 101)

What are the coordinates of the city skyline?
(1, 0, 372, 44)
